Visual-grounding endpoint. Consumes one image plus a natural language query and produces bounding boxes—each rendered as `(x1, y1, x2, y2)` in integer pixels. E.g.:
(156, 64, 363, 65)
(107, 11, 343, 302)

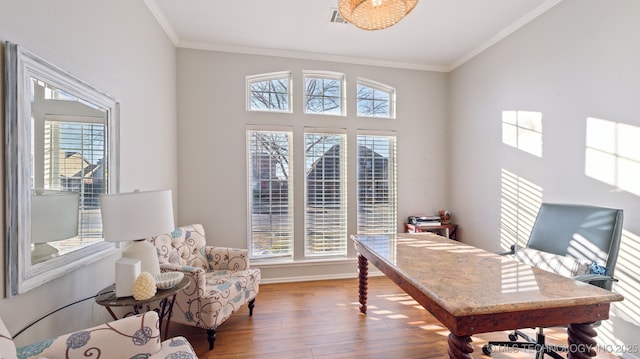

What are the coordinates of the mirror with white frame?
(5, 42, 120, 296)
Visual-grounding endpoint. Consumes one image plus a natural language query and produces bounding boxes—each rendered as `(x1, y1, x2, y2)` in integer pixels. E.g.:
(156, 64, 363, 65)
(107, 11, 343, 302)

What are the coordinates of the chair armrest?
(573, 274, 618, 284)
(204, 246, 250, 271)
(497, 244, 518, 256)
(160, 263, 206, 291)
(149, 336, 196, 358)
(17, 312, 162, 359)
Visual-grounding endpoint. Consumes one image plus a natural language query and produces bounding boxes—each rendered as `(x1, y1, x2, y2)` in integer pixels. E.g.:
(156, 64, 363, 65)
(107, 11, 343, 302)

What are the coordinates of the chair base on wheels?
(482, 329, 566, 359)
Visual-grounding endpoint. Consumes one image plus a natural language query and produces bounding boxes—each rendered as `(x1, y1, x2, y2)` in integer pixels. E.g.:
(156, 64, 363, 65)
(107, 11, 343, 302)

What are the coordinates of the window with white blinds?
(304, 130, 347, 256)
(246, 129, 294, 259)
(357, 133, 397, 235)
(39, 116, 107, 250)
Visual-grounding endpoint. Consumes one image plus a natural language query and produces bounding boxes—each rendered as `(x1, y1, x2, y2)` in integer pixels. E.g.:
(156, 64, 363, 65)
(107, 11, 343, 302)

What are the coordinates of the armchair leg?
(207, 328, 216, 350)
(248, 299, 256, 316)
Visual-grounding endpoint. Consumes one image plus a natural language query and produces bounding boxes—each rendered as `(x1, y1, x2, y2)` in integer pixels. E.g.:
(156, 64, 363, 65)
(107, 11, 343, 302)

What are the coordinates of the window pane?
(305, 132, 347, 256)
(42, 120, 106, 254)
(247, 130, 294, 259)
(304, 73, 344, 115)
(357, 134, 397, 235)
(356, 81, 394, 118)
(323, 97, 341, 115)
(305, 78, 323, 96)
(373, 89, 389, 101)
(357, 85, 373, 100)
(323, 79, 340, 97)
(248, 73, 291, 112)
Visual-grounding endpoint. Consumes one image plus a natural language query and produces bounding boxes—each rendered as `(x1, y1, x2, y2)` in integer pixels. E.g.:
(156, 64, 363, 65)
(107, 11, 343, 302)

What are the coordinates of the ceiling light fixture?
(338, 0, 418, 31)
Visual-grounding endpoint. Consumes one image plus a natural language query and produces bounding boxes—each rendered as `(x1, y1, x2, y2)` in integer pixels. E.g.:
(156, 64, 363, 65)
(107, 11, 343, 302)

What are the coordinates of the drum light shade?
(100, 189, 174, 276)
(338, 0, 418, 31)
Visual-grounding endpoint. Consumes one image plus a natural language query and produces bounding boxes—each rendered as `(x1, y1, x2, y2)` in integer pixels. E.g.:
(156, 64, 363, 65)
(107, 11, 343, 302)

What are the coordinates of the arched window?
(246, 71, 292, 113)
(356, 78, 395, 119)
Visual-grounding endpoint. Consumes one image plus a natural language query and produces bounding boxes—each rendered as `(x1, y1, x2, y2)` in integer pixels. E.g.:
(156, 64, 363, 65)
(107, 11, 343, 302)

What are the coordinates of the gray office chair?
(483, 203, 624, 358)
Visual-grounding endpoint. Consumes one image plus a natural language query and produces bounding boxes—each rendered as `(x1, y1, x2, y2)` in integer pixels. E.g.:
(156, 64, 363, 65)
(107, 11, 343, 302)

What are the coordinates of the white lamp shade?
(100, 190, 175, 242)
(31, 190, 80, 244)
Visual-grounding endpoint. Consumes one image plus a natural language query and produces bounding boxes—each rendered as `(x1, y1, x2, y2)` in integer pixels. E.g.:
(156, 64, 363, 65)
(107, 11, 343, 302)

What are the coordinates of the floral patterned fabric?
(147, 224, 261, 330)
(4, 311, 196, 359)
(0, 316, 18, 359)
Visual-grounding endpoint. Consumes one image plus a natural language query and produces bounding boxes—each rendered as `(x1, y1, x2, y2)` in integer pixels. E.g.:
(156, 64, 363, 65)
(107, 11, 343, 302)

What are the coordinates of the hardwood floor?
(169, 277, 620, 359)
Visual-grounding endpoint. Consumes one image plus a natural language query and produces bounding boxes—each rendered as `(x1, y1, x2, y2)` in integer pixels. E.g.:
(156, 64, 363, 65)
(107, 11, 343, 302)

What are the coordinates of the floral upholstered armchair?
(0, 311, 196, 359)
(147, 224, 260, 350)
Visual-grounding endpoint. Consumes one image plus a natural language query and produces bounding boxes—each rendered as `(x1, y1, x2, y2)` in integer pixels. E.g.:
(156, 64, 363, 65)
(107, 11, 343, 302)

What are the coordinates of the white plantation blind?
(357, 133, 397, 235)
(246, 129, 294, 259)
(41, 117, 107, 248)
(304, 130, 347, 256)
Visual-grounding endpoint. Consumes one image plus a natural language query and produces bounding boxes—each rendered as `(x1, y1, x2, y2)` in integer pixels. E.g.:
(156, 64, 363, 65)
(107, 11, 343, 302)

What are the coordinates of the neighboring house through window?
(357, 132, 397, 235)
(304, 130, 348, 257)
(246, 128, 294, 259)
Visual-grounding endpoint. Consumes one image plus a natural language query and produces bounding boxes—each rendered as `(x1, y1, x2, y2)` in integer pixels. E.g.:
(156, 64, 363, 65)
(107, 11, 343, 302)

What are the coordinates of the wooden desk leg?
(358, 254, 368, 314)
(447, 333, 473, 359)
(567, 323, 597, 358)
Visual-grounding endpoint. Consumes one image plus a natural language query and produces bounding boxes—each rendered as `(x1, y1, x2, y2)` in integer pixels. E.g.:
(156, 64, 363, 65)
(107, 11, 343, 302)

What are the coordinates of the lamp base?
(115, 257, 141, 297)
(122, 240, 160, 276)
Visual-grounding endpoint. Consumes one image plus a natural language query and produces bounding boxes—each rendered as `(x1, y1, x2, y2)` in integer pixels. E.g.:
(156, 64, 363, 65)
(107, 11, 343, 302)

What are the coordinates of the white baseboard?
(259, 270, 384, 284)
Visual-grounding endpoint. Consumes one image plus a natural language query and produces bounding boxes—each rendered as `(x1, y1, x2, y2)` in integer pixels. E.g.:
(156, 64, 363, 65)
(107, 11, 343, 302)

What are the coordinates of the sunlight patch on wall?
(502, 111, 543, 157)
(596, 229, 640, 346)
(585, 117, 640, 196)
(500, 169, 543, 251)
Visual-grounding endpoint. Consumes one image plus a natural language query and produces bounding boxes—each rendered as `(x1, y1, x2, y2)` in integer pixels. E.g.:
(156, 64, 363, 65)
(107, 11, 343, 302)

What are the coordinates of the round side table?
(95, 276, 190, 339)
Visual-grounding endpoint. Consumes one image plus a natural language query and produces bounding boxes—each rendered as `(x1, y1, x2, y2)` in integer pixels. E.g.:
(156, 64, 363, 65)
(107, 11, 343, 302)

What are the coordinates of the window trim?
(246, 71, 293, 113)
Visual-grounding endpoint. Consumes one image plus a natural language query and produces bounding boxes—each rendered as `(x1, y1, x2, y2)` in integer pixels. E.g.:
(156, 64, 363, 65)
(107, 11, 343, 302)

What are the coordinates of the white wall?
(176, 49, 450, 281)
(0, 0, 177, 346)
(450, 0, 640, 350)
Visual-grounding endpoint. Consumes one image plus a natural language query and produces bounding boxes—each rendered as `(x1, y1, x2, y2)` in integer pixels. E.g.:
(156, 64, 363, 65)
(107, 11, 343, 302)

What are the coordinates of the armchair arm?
(17, 312, 161, 359)
(573, 274, 618, 284)
(148, 336, 196, 359)
(204, 246, 250, 271)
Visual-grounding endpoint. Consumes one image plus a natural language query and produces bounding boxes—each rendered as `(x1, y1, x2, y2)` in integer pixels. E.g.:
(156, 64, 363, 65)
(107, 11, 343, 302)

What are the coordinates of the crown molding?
(144, 0, 179, 46)
(447, 0, 563, 71)
(177, 40, 450, 72)
(145, 0, 562, 73)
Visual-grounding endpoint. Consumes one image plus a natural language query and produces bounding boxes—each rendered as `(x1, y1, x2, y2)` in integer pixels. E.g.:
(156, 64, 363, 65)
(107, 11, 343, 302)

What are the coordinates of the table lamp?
(31, 189, 80, 264)
(100, 189, 174, 296)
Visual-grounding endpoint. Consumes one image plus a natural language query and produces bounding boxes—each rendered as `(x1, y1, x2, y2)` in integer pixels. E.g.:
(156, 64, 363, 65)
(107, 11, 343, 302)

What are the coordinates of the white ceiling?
(145, 0, 561, 72)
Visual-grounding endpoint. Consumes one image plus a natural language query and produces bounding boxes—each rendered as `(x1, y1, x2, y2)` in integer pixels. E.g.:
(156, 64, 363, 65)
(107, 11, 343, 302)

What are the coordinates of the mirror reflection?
(29, 79, 108, 264)
(5, 41, 119, 295)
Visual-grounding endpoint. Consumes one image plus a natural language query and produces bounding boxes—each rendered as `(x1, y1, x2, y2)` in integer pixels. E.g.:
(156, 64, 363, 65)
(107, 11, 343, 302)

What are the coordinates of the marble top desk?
(351, 233, 624, 358)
